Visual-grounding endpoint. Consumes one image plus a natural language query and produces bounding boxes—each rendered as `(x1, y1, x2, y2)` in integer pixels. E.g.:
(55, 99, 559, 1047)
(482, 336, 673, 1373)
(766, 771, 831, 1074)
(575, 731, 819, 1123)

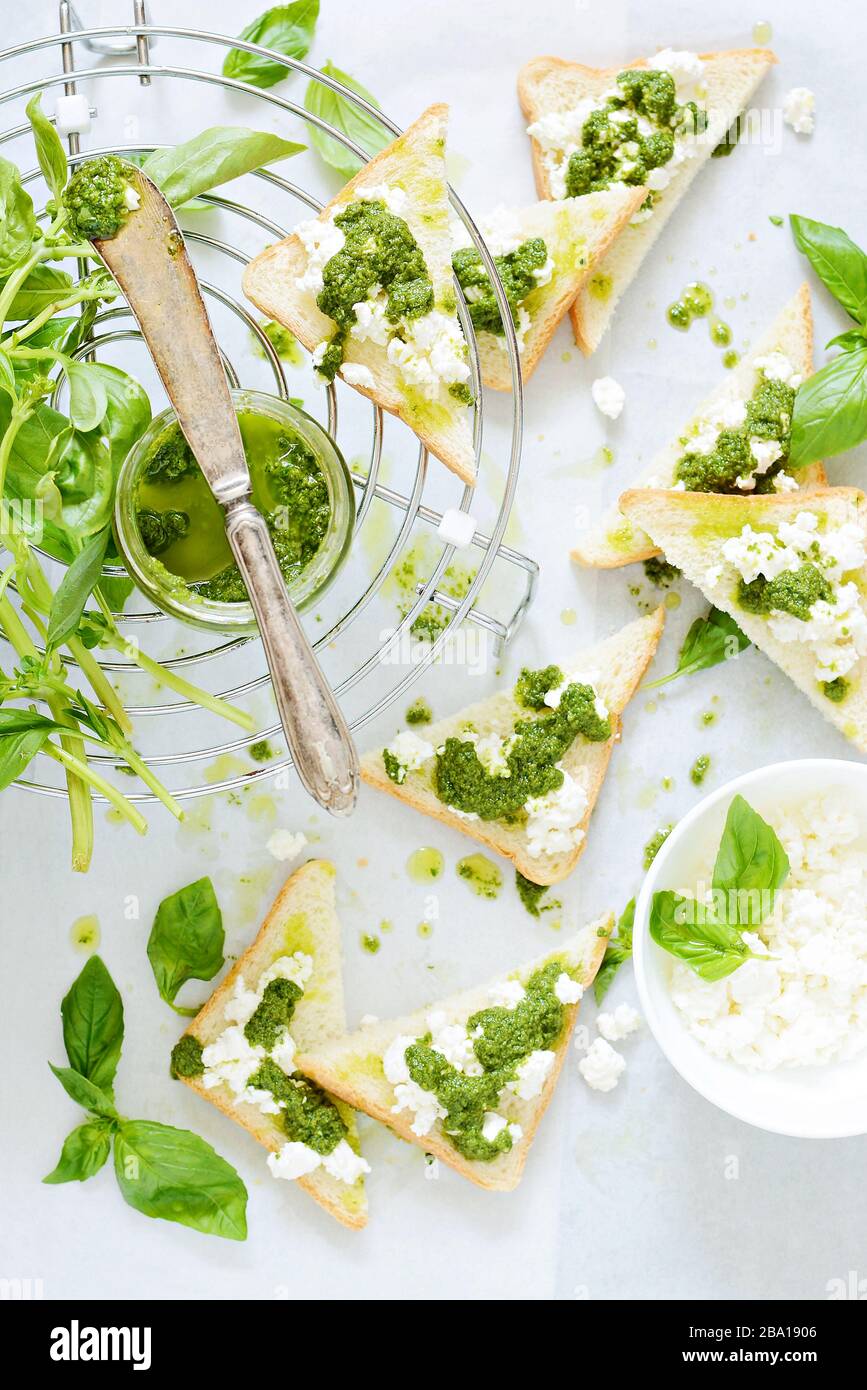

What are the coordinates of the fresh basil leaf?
(827, 329, 867, 352)
(66, 362, 109, 432)
(48, 1062, 118, 1120)
(147, 877, 225, 1013)
(0, 265, 73, 321)
(113, 1120, 248, 1241)
(0, 709, 61, 735)
(649, 889, 756, 982)
(97, 574, 134, 613)
(711, 794, 789, 925)
(791, 215, 867, 324)
(594, 897, 635, 1004)
(142, 128, 305, 210)
(304, 61, 390, 179)
(25, 92, 68, 202)
(60, 954, 124, 1094)
(44, 425, 115, 537)
(0, 156, 36, 275)
(46, 527, 110, 651)
(645, 607, 750, 689)
(789, 346, 867, 467)
(43, 1118, 114, 1184)
(87, 364, 152, 471)
(223, 1, 319, 89)
(0, 725, 51, 790)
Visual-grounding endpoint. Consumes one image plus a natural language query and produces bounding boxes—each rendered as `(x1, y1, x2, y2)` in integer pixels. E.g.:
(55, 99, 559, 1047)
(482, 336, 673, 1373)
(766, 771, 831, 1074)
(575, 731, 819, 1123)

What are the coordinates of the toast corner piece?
(522, 48, 776, 354)
(479, 185, 648, 393)
(360, 606, 664, 886)
(572, 281, 825, 568)
(176, 856, 369, 1231)
(242, 102, 477, 488)
(299, 917, 613, 1191)
(617, 486, 867, 755)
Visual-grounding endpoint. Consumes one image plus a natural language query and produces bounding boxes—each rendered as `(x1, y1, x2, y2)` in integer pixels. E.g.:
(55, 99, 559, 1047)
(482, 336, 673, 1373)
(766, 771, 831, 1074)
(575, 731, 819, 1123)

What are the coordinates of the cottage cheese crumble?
(671, 795, 867, 1070)
(720, 510, 867, 681)
(783, 87, 816, 135)
(591, 376, 626, 420)
(578, 1037, 627, 1091)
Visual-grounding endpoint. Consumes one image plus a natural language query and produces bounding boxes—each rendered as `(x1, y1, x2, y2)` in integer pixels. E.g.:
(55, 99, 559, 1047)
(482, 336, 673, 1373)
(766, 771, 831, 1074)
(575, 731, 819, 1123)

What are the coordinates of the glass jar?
(114, 389, 355, 634)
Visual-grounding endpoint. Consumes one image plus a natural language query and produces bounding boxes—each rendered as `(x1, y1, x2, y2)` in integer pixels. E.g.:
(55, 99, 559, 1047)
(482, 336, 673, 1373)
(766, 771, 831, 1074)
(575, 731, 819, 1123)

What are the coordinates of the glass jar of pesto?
(114, 390, 355, 634)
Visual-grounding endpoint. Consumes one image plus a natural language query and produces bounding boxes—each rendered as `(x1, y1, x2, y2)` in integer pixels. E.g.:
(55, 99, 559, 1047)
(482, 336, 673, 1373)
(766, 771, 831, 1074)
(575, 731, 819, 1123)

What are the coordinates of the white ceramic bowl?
(633, 758, 867, 1138)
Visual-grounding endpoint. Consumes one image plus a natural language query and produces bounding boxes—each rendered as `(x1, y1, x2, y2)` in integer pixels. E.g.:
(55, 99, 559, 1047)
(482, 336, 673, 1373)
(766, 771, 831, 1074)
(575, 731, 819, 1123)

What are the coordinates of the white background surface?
(2, 0, 866, 1301)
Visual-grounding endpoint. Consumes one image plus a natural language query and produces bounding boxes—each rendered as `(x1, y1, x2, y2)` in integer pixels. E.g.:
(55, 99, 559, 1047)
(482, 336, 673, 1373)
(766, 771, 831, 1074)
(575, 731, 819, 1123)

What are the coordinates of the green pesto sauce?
(643, 556, 680, 588)
(170, 1033, 205, 1079)
(404, 960, 570, 1161)
(315, 198, 433, 382)
(515, 663, 564, 709)
(675, 375, 796, 493)
(643, 824, 673, 870)
(433, 673, 610, 820)
(515, 869, 560, 919)
(406, 697, 433, 725)
(823, 676, 850, 703)
(243, 977, 301, 1051)
(361, 933, 381, 955)
(737, 562, 832, 621)
(452, 236, 548, 336)
(255, 320, 303, 365)
(565, 70, 707, 202)
(248, 739, 276, 763)
(63, 154, 138, 241)
(135, 411, 330, 603)
(246, 1056, 346, 1155)
(407, 846, 444, 881)
(690, 753, 711, 786)
(456, 853, 503, 899)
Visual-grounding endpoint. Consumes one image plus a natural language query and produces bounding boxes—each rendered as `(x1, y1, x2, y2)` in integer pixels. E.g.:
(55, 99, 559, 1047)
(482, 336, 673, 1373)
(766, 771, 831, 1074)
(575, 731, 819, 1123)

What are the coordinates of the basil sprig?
(147, 877, 225, 1014)
(594, 898, 635, 1004)
(223, 1, 319, 89)
(304, 61, 390, 178)
(645, 607, 751, 690)
(45, 955, 247, 1240)
(141, 127, 305, 209)
(649, 795, 788, 980)
(789, 214, 867, 465)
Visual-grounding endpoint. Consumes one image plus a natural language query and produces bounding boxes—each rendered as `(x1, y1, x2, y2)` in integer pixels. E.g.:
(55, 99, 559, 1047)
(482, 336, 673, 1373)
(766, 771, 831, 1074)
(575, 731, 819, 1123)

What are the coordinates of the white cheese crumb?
(597, 1002, 641, 1041)
(591, 376, 626, 420)
(578, 1037, 626, 1091)
(340, 362, 375, 389)
(385, 730, 435, 783)
(266, 828, 308, 863)
(783, 87, 816, 135)
(488, 978, 526, 1009)
(423, 1154, 440, 1180)
(525, 767, 589, 859)
(508, 1048, 556, 1100)
(554, 971, 584, 1005)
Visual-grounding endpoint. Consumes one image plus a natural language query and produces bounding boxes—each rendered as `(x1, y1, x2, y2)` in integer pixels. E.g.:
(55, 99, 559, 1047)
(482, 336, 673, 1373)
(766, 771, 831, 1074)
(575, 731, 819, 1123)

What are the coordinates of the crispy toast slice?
(174, 860, 368, 1231)
(361, 609, 664, 885)
(298, 923, 611, 1191)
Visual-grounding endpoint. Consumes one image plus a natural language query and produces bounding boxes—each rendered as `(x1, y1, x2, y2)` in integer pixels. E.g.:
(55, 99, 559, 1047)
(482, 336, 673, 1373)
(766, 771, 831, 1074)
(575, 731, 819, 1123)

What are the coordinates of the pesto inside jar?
(134, 411, 331, 604)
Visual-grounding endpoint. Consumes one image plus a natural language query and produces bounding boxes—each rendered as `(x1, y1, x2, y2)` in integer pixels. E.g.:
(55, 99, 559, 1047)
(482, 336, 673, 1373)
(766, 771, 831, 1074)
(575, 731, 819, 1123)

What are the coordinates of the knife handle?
(224, 500, 359, 816)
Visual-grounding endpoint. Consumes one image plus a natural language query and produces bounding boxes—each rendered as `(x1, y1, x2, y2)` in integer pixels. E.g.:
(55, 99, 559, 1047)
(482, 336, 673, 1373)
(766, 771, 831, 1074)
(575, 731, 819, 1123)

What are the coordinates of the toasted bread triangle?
(618, 486, 867, 751)
(361, 608, 664, 885)
(518, 49, 776, 354)
(175, 860, 368, 1231)
(572, 283, 827, 568)
(472, 187, 646, 391)
(297, 922, 611, 1191)
(243, 103, 476, 485)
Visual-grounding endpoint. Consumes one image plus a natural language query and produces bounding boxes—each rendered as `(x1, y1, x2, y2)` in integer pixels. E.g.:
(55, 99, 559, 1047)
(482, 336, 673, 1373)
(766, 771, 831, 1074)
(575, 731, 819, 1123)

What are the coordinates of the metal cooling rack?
(0, 0, 537, 805)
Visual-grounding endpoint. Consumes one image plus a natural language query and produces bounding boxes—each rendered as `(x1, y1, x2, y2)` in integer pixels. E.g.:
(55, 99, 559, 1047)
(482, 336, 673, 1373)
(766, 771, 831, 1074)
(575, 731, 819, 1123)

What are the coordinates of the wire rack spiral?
(0, 0, 537, 807)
